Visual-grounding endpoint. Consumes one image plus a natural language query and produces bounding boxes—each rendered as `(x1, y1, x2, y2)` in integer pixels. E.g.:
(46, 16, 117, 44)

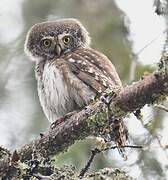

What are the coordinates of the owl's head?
(24, 18, 91, 62)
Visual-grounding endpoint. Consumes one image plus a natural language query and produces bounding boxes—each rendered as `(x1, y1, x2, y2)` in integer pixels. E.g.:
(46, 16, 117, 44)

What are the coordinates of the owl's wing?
(76, 48, 122, 87)
(63, 48, 122, 95)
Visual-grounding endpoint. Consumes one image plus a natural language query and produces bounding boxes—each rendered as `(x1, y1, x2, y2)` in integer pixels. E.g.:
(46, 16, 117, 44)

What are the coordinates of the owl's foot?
(64, 110, 78, 120)
(50, 117, 65, 129)
(100, 89, 117, 107)
(50, 111, 78, 129)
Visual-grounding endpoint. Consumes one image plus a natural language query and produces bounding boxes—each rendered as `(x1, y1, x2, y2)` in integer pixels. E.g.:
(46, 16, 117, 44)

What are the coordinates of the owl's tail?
(109, 118, 128, 159)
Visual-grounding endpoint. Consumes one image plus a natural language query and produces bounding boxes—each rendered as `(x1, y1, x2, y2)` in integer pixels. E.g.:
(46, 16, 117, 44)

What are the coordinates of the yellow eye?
(63, 36, 70, 44)
(43, 39, 51, 47)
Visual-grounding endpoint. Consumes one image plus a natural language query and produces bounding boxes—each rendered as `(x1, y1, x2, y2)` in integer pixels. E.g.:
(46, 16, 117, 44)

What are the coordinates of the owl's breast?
(36, 62, 74, 122)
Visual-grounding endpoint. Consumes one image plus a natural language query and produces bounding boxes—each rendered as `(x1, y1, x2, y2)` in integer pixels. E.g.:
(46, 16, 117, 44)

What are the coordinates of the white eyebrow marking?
(68, 58, 76, 63)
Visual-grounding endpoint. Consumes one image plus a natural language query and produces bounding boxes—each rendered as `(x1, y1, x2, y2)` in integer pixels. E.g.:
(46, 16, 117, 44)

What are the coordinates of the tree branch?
(1, 55, 168, 178)
(18, 55, 168, 162)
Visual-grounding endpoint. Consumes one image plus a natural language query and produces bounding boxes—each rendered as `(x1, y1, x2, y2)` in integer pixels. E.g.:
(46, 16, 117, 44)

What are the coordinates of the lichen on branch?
(17, 54, 168, 162)
(0, 54, 168, 179)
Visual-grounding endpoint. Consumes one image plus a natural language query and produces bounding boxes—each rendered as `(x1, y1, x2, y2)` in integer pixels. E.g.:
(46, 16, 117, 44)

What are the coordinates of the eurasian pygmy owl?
(24, 18, 127, 151)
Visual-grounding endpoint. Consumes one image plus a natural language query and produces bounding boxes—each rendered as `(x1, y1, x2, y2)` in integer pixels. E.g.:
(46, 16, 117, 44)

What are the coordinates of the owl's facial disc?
(39, 34, 74, 59)
(25, 18, 91, 62)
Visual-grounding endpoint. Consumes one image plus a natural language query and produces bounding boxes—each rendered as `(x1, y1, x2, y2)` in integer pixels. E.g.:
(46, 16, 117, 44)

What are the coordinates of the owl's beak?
(55, 44, 62, 56)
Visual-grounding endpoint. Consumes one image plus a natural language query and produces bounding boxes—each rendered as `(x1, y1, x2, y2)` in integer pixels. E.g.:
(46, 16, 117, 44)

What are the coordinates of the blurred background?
(0, 0, 168, 179)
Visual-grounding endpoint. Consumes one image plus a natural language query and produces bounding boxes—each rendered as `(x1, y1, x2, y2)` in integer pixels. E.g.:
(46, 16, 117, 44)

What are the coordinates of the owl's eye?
(63, 36, 71, 44)
(43, 39, 51, 47)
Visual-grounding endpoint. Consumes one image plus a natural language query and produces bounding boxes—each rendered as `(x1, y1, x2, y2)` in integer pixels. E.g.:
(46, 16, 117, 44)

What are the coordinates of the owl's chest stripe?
(37, 63, 72, 120)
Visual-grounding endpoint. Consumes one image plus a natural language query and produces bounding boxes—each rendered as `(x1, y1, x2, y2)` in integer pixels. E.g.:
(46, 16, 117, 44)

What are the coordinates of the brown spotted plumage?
(62, 48, 122, 94)
(24, 18, 128, 156)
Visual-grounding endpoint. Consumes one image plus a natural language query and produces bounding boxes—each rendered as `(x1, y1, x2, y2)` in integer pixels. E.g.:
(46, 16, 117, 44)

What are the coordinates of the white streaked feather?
(37, 63, 70, 122)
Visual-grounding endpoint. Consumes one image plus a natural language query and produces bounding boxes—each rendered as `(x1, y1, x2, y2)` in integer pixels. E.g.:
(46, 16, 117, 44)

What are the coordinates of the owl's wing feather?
(74, 48, 123, 88)
(63, 48, 122, 95)
(71, 67, 106, 94)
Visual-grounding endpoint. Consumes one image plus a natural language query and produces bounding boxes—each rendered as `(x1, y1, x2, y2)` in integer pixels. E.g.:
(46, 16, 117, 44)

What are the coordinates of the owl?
(24, 18, 127, 152)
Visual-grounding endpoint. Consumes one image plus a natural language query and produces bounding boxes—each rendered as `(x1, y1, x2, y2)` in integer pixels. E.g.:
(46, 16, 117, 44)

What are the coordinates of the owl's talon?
(40, 133, 44, 138)
(50, 117, 65, 129)
(64, 110, 77, 120)
(50, 111, 77, 129)
(100, 88, 119, 107)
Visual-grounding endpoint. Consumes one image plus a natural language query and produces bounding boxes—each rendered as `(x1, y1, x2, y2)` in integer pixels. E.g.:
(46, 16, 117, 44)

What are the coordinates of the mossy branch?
(17, 55, 168, 162)
(0, 55, 168, 179)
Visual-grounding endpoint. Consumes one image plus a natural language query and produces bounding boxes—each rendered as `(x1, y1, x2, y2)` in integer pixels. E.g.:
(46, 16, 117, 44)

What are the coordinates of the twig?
(129, 27, 167, 83)
(105, 145, 143, 151)
(78, 145, 143, 178)
(155, 135, 164, 148)
(79, 148, 100, 178)
(154, 104, 168, 112)
(129, 55, 138, 83)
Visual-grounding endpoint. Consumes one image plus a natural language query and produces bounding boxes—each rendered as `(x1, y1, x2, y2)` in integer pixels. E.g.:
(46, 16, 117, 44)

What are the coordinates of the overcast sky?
(116, 0, 166, 65)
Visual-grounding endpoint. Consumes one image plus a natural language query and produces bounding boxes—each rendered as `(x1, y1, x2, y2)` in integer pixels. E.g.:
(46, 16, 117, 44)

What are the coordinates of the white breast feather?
(38, 63, 70, 122)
